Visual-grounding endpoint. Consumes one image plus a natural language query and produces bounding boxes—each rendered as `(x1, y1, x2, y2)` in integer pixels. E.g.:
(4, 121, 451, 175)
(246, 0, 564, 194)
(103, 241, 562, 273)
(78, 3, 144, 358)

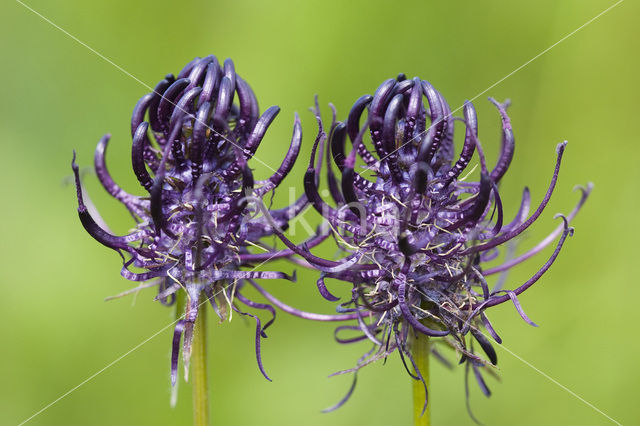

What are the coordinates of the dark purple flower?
(262, 75, 591, 412)
(72, 55, 311, 384)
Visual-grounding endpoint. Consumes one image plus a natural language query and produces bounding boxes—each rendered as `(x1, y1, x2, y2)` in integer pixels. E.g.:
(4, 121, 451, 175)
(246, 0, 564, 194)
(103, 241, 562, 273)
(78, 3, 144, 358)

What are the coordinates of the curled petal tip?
(554, 213, 575, 237)
(573, 182, 595, 195)
(488, 97, 511, 109)
(556, 141, 568, 153)
(553, 213, 569, 227)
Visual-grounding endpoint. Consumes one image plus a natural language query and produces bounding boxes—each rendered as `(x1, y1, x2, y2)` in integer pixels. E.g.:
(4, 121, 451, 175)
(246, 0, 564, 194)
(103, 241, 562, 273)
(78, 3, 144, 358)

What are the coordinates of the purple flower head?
(72, 55, 308, 384)
(279, 75, 591, 412)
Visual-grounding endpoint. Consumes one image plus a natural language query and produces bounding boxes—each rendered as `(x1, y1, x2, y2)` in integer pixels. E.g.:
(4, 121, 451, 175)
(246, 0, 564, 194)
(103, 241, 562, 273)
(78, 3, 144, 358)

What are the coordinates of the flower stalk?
(192, 295, 209, 426)
(412, 332, 430, 426)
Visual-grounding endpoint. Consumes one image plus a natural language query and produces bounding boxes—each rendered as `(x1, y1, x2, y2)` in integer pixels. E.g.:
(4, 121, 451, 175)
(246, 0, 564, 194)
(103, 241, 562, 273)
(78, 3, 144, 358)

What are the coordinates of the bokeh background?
(1, 0, 638, 425)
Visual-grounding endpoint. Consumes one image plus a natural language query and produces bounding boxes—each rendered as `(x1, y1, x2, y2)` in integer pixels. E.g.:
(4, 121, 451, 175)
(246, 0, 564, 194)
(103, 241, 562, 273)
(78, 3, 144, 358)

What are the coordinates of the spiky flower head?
(72, 55, 307, 384)
(281, 74, 591, 411)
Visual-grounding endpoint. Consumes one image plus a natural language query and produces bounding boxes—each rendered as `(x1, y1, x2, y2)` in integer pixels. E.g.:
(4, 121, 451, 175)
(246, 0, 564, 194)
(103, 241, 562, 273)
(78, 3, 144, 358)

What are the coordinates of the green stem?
(412, 332, 430, 426)
(192, 297, 209, 426)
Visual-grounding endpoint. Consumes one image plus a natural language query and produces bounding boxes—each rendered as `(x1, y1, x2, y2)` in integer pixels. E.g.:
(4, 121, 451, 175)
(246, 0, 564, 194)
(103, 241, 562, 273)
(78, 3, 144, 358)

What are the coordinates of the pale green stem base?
(412, 333, 430, 426)
(192, 298, 209, 426)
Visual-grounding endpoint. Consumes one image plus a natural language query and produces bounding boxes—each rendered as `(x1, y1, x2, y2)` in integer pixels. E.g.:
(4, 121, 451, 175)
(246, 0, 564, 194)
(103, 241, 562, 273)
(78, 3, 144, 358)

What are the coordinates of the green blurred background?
(1, 0, 638, 424)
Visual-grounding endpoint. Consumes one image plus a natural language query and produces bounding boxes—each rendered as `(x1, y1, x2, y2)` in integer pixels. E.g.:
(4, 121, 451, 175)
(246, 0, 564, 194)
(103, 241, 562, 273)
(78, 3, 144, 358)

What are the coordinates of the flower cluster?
(263, 74, 591, 411)
(73, 55, 310, 384)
